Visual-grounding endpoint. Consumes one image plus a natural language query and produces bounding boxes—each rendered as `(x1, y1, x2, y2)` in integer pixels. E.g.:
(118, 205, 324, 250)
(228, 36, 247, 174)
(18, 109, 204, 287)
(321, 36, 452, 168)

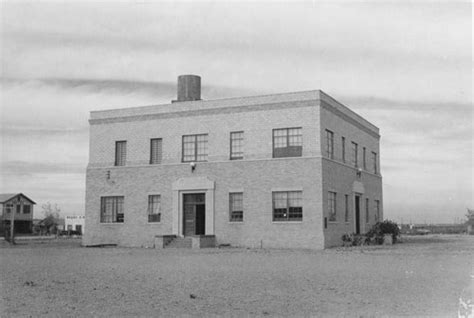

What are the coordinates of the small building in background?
(0, 193, 36, 235)
(65, 215, 85, 234)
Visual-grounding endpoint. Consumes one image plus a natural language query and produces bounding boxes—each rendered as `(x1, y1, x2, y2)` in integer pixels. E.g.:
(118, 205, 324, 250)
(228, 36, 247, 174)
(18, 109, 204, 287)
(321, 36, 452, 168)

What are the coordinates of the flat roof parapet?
(90, 90, 379, 135)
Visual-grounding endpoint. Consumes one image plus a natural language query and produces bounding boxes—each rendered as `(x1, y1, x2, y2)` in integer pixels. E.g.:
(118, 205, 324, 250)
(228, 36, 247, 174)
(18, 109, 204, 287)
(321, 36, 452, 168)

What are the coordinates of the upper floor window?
(100, 196, 124, 223)
(328, 191, 337, 222)
(230, 131, 244, 160)
(363, 147, 367, 170)
(16, 204, 21, 213)
(273, 127, 302, 158)
(229, 192, 243, 222)
(374, 200, 380, 222)
(148, 195, 161, 222)
(351, 142, 358, 167)
(115, 141, 127, 166)
(341, 137, 346, 163)
(182, 134, 208, 162)
(325, 130, 334, 159)
(150, 138, 163, 164)
(5, 203, 13, 214)
(372, 152, 378, 174)
(273, 191, 303, 221)
(23, 205, 31, 214)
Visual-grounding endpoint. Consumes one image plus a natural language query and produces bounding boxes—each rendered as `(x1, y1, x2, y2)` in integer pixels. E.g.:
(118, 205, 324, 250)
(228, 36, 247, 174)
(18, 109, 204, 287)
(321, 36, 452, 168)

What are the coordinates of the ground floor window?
(100, 196, 124, 223)
(365, 198, 369, 223)
(328, 192, 337, 222)
(229, 193, 243, 222)
(344, 194, 349, 222)
(148, 195, 161, 222)
(272, 191, 303, 221)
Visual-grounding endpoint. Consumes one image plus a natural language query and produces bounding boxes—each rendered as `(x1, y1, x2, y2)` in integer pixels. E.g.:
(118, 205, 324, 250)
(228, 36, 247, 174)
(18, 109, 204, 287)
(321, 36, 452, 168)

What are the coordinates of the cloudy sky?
(0, 1, 472, 222)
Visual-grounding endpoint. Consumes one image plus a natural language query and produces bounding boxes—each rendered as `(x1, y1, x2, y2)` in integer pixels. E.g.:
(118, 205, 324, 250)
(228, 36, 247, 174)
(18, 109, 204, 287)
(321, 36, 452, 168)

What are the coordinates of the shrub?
(341, 233, 369, 246)
(366, 220, 400, 244)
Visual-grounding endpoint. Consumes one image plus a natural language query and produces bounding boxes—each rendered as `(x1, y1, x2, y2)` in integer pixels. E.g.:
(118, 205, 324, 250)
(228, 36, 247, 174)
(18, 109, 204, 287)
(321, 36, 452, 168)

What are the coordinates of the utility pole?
(10, 198, 17, 244)
(9, 196, 24, 245)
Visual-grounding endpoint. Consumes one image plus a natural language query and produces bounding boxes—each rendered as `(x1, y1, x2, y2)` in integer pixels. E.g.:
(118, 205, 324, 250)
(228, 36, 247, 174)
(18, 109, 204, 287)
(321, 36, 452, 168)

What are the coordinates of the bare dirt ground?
(1, 235, 473, 317)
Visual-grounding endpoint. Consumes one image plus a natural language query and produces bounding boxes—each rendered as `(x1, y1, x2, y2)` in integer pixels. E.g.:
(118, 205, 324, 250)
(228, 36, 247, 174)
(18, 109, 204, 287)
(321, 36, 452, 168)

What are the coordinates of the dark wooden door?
(195, 204, 205, 235)
(183, 194, 205, 236)
(183, 202, 195, 236)
(355, 195, 361, 234)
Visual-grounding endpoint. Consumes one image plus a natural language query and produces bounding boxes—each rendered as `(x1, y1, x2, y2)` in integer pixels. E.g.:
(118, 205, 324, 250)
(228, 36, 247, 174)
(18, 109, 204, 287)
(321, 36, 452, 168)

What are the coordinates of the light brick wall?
(84, 158, 324, 249)
(88, 104, 321, 167)
(319, 105, 383, 247)
(85, 101, 326, 249)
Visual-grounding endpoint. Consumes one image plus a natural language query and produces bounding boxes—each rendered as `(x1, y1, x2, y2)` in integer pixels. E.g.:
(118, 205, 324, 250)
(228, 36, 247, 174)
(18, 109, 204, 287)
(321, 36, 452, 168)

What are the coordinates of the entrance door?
(183, 193, 205, 236)
(355, 195, 361, 234)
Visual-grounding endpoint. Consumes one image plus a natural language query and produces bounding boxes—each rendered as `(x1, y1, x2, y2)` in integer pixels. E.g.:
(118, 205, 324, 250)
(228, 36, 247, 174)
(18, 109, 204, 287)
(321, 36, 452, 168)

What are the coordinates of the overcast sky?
(0, 1, 472, 223)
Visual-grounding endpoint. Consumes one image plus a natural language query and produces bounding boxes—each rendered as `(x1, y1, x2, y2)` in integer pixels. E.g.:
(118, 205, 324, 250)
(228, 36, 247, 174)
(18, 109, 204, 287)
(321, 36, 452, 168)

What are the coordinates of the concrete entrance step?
(155, 235, 216, 249)
(165, 237, 192, 248)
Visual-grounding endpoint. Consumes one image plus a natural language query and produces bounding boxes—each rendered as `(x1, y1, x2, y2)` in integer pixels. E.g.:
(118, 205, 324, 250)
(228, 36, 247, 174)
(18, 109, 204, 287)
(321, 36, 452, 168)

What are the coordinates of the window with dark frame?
(23, 205, 31, 214)
(363, 147, 367, 170)
(148, 195, 161, 222)
(229, 192, 243, 222)
(115, 141, 127, 166)
(351, 142, 358, 167)
(272, 127, 302, 158)
(150, 138, 163, 164)
(372, 152, 378, 174)
(325, 130, 334, 159)
(100, 196, 124, 223)
(375, 200, 380, 222)
(365, 198, 369, 223)
(230, 131, 244, 160)
(344, 194, 349, 222)
(16, 204, 21, 213)
(182, 134, 208, 162)
(328, 192, 337, 222)
(342, 137, 346, 162)
(5, 204, 12, 213)
(272, 191, 303, 221)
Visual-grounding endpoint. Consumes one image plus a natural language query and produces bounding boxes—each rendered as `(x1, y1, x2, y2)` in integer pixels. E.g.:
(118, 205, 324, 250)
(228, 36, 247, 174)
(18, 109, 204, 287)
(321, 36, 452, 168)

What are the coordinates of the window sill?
(99, 223, 124, 225)
(181, 160, 208, 163)
(147, 222, 162, 224)
(228, 221, 244, 224)
(272, 221, 303, 224)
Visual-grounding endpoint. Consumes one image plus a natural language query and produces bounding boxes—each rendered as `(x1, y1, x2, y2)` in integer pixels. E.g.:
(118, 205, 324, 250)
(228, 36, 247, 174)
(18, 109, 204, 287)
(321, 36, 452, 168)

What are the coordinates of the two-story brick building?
(84, 75, 383, 249)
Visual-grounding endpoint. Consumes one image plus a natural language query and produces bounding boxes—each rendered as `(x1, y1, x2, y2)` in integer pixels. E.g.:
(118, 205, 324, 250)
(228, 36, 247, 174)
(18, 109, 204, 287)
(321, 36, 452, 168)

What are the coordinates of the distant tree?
(42, 202, 61, 219)
(35, 202, 61, 235)
(466, 208, 474, 224)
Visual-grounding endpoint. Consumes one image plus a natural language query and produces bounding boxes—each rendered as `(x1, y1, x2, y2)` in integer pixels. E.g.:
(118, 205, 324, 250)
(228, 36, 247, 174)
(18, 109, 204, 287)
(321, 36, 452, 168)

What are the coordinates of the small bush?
(341, 233, 369, 246)
(366, 220, 400, 244)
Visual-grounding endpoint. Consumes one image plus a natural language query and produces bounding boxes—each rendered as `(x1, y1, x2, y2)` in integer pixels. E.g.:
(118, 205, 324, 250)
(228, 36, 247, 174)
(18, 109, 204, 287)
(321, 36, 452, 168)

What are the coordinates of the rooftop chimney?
(175, 74, 201, 102)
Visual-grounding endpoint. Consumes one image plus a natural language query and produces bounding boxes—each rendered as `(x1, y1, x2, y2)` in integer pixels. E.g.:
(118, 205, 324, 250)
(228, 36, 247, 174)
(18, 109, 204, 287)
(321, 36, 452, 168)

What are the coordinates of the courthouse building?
(84, 75, 383, 249)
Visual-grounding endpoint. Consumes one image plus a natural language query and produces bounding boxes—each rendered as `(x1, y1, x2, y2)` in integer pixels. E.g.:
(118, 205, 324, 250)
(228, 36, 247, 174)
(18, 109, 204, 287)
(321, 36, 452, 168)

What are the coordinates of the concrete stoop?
(155, 235, 216, 249)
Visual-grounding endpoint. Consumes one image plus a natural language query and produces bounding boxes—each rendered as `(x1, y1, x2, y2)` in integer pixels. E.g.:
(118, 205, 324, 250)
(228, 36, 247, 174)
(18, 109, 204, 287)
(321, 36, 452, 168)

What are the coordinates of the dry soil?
(1, 235, 473, 317)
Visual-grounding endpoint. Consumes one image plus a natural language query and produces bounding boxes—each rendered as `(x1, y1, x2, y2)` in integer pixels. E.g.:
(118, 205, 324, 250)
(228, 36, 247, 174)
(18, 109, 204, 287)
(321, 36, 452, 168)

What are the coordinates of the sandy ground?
(1, 235, 473, 317)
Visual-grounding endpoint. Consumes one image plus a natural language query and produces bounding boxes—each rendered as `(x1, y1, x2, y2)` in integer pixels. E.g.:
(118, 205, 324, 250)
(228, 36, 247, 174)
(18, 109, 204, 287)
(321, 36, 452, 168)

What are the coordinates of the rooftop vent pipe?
(174, 74, 201, 102)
